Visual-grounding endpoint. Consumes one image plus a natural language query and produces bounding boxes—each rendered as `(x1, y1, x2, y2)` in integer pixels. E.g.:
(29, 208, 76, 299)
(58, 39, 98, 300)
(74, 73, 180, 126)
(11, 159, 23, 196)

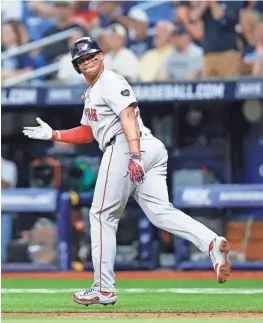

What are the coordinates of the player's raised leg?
(73, 143, 133, 306)
(133, 138, 231, 284)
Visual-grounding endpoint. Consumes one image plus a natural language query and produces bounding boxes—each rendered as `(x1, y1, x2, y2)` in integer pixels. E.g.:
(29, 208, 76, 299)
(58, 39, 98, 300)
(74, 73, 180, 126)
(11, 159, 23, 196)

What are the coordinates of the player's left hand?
(128, 153, 145, 185)
(23, 117, 53, 140)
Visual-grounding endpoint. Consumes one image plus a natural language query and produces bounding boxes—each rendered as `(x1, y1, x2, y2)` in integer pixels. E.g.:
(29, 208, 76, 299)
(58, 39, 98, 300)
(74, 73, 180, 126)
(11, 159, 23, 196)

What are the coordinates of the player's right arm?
(23, 117, 94, 144)
(103, 73, 145, 184)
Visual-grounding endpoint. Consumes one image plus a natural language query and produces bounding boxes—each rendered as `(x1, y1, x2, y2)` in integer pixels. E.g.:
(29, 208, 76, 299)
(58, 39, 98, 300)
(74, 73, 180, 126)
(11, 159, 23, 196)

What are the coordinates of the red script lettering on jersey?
(85, 108, 98, 122)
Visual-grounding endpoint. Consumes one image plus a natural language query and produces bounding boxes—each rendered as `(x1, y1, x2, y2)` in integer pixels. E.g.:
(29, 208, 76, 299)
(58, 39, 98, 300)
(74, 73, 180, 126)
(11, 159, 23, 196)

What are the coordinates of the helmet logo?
(77, 43, 88, 51)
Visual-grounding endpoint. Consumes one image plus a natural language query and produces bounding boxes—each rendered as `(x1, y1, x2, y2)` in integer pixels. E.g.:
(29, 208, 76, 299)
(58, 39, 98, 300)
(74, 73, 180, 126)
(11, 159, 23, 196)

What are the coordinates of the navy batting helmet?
(71, 37, 102, 74)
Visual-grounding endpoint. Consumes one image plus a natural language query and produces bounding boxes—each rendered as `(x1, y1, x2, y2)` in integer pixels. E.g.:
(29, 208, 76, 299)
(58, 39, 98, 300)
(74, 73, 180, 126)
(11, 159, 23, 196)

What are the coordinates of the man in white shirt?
(103, 23, 139, 82)
(161, 24, 203, 81)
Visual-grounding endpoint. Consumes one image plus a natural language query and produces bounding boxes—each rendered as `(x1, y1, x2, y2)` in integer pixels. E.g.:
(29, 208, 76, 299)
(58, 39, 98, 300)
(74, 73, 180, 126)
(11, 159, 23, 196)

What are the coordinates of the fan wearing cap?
(160, 24, 203, 81)
(103, 23, 139, 82)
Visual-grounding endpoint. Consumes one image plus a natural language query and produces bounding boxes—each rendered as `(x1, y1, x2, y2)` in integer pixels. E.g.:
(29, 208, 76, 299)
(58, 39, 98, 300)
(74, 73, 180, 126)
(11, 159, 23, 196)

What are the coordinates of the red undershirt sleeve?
(51, 125, 94, 144)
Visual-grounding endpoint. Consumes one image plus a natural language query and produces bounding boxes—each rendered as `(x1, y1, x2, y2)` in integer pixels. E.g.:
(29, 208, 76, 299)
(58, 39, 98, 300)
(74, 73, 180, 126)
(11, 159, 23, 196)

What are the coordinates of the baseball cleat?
(72, 288, 117, 306)
(209, 236, 232, 284)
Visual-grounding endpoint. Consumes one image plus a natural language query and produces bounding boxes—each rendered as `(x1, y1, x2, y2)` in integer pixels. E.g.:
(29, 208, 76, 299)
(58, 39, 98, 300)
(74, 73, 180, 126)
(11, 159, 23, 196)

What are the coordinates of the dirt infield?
(2, 312, 263, 318)
(2, 271, 263, 280)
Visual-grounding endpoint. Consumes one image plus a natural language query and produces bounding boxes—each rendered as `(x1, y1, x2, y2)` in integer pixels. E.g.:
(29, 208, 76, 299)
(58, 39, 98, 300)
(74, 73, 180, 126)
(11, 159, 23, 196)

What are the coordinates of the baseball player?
(23, 37, 231, 307)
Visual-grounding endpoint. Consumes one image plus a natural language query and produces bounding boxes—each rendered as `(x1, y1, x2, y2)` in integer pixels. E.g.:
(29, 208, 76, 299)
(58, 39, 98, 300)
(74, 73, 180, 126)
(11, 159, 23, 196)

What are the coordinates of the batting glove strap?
(51, 130, 61, 141)
(128, 153, 145, 184)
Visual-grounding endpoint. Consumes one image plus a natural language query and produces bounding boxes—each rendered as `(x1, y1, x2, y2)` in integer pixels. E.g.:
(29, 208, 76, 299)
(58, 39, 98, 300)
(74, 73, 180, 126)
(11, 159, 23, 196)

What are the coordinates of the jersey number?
(85, 108, 98, 122)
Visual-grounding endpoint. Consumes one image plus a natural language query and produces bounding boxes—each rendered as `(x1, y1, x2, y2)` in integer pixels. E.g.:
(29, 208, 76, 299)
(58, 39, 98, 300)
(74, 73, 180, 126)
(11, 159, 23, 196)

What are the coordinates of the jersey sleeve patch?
(121, 89, 130, 97)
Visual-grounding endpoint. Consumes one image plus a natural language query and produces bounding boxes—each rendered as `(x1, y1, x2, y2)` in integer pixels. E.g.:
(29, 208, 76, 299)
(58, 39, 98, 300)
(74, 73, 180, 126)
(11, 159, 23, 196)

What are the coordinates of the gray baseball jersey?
(80, 70, 146, 151)
(84, 69, 218, 293)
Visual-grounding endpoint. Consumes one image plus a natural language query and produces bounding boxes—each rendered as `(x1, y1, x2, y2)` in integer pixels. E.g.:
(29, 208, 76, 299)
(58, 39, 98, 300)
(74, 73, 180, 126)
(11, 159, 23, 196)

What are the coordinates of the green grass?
(2, 318, 263, 323)
(2, 277, 263, 289)
(2, 278, 263, 314)
(2, 293, 263, 313)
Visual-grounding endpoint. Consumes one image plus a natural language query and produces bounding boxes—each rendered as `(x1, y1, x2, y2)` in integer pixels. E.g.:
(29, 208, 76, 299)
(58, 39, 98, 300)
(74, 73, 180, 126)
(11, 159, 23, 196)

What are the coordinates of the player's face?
(77, 52, 104, 78)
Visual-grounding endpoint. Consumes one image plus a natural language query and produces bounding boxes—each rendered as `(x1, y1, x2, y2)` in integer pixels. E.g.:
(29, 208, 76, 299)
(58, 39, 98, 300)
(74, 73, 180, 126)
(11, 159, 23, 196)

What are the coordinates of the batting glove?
(23, 117, 53, 140)
(128, 153, 145, 185)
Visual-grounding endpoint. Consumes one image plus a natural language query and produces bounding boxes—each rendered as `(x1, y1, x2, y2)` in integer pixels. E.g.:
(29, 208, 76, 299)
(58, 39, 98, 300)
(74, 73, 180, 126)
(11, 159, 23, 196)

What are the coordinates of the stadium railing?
(1, 189, 156, 272)
(1, 28, 77, 86)
(1, 185, 263, 272)
(173, 184, 263, 271)
(2, 28, 77, 60)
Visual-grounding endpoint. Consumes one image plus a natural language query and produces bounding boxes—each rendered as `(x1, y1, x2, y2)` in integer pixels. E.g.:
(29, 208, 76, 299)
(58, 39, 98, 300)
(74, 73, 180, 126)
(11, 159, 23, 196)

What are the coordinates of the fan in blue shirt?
(2, 19, 45, 82)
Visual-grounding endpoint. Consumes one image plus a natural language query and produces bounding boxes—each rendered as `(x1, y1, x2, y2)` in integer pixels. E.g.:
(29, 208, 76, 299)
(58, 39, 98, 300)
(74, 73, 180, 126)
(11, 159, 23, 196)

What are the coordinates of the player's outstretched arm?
(23, 117, 94, 144)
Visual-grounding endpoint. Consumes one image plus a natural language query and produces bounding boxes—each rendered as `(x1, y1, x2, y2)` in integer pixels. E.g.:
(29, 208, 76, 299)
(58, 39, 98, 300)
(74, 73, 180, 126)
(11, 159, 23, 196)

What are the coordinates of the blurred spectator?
(173, 1, 204, 46)
(1, 157, 18, 262)
(243, 0, 263, 13)
(94, 1, 136, 27)
(1, 20, 43, 82)
(95, 1, 123, 28)
(243, 19, 263, 76)
(2, 1, 57, 42)
(252, 19, 263, 76)
(239, 8, 260, 75)
(138, 20, 174, 82)
(191, 1, 241, 78)
(17, 20, 47, 80)
(70, 1, 99, 34)
(57, 28, 86, 84)
(115, 7, 151, 57)
(41, 1, 84, 65)
(97, 31, 110, 54)
(21, 218, 57, 265)
(23, 1, 56, 42)
(26, 1, 55, 18)
(104, 23, 139, 82)
(161, 24, 203, 81)
(239, 8, 260, 57)
(93, 4, 150, 56)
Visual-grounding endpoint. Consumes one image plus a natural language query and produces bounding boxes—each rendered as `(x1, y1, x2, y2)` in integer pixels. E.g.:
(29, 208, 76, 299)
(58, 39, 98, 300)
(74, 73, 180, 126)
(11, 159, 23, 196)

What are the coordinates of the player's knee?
(148, 213, 166, 229)
(147, 205, 175, 229)
(89, 208, 100, 222)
